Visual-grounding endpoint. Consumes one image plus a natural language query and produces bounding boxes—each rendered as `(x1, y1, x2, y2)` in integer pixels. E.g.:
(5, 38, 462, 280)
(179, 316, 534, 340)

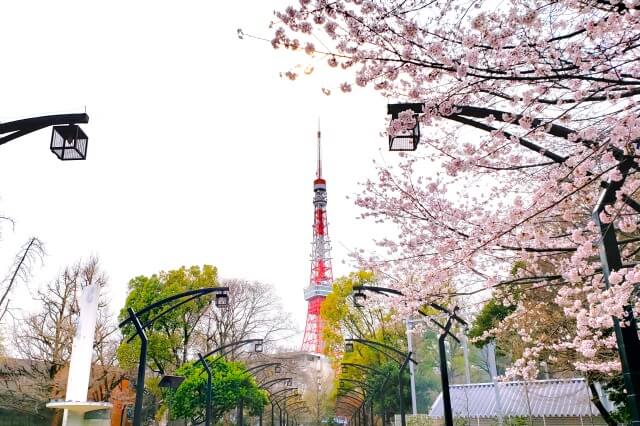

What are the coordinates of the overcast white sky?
(0, 1, 400, 346)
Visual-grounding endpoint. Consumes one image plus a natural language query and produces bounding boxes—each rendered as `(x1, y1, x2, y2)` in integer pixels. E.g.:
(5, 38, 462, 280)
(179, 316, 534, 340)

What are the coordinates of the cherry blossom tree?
(271, 0, 640, 389)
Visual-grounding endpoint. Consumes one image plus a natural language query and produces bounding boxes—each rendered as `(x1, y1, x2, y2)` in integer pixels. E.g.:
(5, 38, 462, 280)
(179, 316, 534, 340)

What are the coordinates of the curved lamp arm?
(342, 362, 385, 375)
(346, 338, 417, 365)
(286, 400, 305, 409)
(246, 362, 282, 375)
(336, 400, 361, 410)
(120, 287, 230, 342)
(338, 386, 366, 398)
(273, 392, 300, 405)
(199, 338, 262, 361)
(338, 385, 368, 404)
(340, 377, 373, 391)
(0, 113, 89, 147)
(269, 387, 297, 401)
(261, 377, 292, 388)
(352, 285, 403, 296)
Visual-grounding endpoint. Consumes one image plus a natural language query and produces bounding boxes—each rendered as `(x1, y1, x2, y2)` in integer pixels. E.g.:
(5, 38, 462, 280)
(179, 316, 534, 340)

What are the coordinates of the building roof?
(429, 378, 600, 418)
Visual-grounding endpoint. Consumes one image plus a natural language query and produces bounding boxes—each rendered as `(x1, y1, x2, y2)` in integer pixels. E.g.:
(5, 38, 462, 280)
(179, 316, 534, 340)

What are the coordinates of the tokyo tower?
(301, 125, 333, 354)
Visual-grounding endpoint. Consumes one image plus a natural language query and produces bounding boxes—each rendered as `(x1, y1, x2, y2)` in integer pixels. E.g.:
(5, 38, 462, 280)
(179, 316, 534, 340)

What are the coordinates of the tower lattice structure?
(301, 126, 333, 354)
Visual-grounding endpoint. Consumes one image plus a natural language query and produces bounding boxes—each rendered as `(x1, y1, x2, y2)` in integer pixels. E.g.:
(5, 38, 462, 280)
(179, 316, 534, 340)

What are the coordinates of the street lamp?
(385, 102, 640, 424)
(260, 377, 293, 389)
(0, 113, 90, 160)
(345, 342, 354, 353)
(386, 103, 422, 151)
(118, 287, 229, 426)
(195, 338, 264, 426)
(215, 292, 229, 308)
(339, 378, 375, 426)
(50, 124, 88, 160)
(417, 307, 467, 426)
(270, 388, 298, 426)
(246, 362, 283, 376)
(592, 158, 640, 424)
(351, 285, 470, 424)
(344, 338, 416, 426)
(352, 291, 366, 308)
(242, 362, 284, 426)
(341, 362, 387, 426)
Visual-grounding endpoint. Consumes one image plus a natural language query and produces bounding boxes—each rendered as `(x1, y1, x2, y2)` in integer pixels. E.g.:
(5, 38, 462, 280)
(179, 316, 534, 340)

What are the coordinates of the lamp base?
(46, 401, 112, 426)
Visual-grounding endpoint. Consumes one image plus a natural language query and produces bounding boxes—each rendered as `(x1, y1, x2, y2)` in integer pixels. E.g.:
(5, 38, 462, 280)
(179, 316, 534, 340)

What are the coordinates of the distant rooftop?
(429, 378, 602, 418)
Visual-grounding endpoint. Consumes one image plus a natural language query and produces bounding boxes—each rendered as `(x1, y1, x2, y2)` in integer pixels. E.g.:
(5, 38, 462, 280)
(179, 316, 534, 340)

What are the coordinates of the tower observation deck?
(301, 125, 333, 354)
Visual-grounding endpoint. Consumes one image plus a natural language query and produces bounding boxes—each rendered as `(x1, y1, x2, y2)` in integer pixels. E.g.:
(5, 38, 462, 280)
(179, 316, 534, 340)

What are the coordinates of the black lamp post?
(336, 401, 360, 425)
(417, 306, 467, 426)
(272, 390, 299, 426)
(386, 101, 640, 423)
(270, 388, 297, 426)
(344, 338, 416, 426)
(592, 159, 640, 425)
(341, 363, 387, 426)
(279, 395, 303, 426)
(286, 400, 307, 425)
(118, 287, 230, 426)
(351, 285, 470, 425)
(339, 379, 373, 426)
(0, 112, 90, 160)
(337, 398, 362, 423)
(243, 362, 285, 426)
(338, 390, 366, 425)
(195, 338, 264, 426)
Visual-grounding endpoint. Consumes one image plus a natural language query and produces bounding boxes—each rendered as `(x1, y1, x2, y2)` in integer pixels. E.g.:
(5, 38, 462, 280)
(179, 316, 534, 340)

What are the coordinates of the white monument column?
(47, 283, 112, 425)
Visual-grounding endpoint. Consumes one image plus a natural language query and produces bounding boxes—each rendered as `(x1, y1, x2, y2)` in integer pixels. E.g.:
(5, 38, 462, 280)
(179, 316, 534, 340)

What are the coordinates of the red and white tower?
(301, 125, 333, 354)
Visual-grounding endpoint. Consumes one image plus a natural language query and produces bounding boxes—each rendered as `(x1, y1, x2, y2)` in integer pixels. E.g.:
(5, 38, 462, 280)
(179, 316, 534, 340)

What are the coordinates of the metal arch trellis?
(118, 287, 230, 426)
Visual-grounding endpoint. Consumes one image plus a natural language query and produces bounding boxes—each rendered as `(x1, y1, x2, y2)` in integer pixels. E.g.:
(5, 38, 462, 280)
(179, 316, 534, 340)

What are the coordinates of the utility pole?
(406, 318, 418, 416)
(487, 342, 504, 426)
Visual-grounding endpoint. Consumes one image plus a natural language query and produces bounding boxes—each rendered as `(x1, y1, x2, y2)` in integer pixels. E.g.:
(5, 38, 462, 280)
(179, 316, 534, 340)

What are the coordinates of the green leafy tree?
(467, 299, 516, 348)
(117, 264, 219, 374)
(168, 358, 268, 424)
(321, 271, 404, 362)
(323, 271, 414, 420)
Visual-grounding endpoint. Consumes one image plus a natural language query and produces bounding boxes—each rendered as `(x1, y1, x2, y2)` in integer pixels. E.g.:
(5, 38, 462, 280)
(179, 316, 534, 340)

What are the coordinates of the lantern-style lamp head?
(215, 292, 229, 308)
(353, 291, 366, 308)
(345, 342, 354, 353)
(158, 375, 185, 390)
(50, 124, 88, 160)
(254, 341, 264, 353)
(286, 379, 293, 387)
(387, 103, 423, 152)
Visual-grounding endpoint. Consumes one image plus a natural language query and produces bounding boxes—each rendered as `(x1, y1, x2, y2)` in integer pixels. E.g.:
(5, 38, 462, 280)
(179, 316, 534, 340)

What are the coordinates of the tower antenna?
(317, 118, 322, 179)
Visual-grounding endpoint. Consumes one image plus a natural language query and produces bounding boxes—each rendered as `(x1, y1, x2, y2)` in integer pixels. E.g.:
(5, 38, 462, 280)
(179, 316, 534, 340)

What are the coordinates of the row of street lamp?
(118, 287, 309, 426)
(386, 102, 640, 425)
(343, 284, 466, 426)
